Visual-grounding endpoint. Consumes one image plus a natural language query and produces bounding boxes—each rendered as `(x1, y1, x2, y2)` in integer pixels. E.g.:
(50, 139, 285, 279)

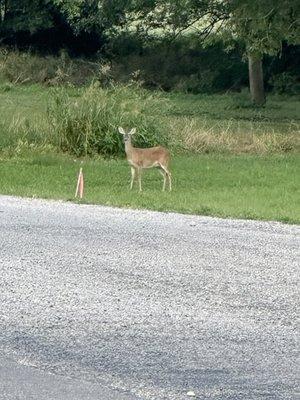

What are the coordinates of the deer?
(118, 127, 172, 192)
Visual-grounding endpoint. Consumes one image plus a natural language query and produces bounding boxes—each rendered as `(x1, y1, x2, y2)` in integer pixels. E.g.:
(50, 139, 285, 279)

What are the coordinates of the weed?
(47, 83, 170, 156)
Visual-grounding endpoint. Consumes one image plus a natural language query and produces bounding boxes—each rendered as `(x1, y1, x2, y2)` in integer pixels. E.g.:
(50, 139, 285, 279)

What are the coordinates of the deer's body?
(119, 127, 172, 191)
(125, 143, 170, 169)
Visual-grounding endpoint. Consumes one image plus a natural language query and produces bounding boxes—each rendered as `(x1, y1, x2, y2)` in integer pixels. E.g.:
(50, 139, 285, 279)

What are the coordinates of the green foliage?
(127, 1, 299, 57)
(0, 0, 126, 54)
(227, 0, 300, 56)
(52, 0, 128, 33)
(107, 34, 248, 93)
(47, 83, 170, 156)
(123, 0, 299, 104)
(0, 0, 53, 33)
(0, 0, 124, 36)
(0, 81, 14, 92)
(2, 45, 298, 95)
(269, 72, 300, 95)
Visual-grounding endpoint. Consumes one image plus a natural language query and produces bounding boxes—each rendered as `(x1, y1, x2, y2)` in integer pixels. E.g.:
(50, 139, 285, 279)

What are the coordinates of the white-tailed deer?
(118, 127, 172, 192)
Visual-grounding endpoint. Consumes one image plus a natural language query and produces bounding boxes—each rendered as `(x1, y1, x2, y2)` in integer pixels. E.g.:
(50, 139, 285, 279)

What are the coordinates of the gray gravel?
(0, 195, 299, 400)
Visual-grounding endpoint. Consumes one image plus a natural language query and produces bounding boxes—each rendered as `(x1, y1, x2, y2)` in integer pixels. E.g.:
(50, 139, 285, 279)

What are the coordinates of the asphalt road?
(0, 355, 136, 400)
(0, 195, 298, 400)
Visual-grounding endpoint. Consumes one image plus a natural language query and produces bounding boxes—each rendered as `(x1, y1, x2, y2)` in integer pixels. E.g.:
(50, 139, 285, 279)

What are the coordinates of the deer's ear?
(118, 127, 125, 135)
(129, 128, 136, 135)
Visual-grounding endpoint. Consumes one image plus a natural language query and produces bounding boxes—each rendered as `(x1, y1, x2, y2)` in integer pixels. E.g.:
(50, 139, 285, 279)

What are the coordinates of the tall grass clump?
(0, 113, 55, 158)
(47, 83, 170, 156)
(171, 117, 300, 154)
(0, 48, 99, 86)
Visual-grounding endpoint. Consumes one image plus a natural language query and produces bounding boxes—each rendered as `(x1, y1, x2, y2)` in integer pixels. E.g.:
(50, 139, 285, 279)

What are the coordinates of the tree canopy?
(0, 0, 299, 101)
(1, 0, 299, 53)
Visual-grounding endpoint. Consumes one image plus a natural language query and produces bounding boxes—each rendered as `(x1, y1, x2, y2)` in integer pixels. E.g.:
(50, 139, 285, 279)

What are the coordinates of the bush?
(107, 34, 249, 93)
(174, 71, 219, 94)
(269, 72, 300, 95)
(47, 83, 170, 156)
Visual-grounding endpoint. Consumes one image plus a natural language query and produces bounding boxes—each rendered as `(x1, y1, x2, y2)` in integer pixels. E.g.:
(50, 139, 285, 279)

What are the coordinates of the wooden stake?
(75, 168, 84, 199)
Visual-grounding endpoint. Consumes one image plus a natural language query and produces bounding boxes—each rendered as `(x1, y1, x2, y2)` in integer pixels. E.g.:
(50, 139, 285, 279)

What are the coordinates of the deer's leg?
(168, 171, 172, 191)
(159, 169, 167, 191)
(160, 164, 172, 192)
(130, 167, 136, 190)
(137, 168, 142, 192)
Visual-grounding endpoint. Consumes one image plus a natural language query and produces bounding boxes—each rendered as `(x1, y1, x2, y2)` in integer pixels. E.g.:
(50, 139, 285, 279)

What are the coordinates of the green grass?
(0, 152, 299, 223)
(0, 83, 50, 124)
(168, 91, 300, 123)
(0, 83, 299, 223)
(1, 84, 299, 155)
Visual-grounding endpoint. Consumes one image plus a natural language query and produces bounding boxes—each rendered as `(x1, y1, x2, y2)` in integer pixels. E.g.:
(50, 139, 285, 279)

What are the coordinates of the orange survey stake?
(75, 167, 84, 199)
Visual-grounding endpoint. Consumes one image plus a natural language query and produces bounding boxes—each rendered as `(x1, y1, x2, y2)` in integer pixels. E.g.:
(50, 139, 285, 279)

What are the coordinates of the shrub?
(269, 72, 300, 95)
(0, 82, 14, 92)
(107, 34, 249, 93)
(174, 71, 219, 94)
(47, 83, 170, 156)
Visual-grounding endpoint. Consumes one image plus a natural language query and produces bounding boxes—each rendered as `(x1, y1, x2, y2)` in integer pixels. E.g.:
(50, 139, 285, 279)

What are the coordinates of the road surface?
(0, 195, 298, 399)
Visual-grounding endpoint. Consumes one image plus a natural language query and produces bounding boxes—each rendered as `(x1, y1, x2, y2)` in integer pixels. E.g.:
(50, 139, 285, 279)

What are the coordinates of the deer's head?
(118, 127, 136, 143)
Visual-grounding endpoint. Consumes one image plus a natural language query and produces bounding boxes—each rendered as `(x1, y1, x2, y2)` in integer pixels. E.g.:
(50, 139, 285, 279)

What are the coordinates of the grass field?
(0, 152, 299, 223)
(0, 83, 299, 223)
(1, 83, 300, 154)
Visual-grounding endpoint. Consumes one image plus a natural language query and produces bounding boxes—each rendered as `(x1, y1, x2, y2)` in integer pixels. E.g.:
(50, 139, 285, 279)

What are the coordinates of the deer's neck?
(125, 141, 134, 158)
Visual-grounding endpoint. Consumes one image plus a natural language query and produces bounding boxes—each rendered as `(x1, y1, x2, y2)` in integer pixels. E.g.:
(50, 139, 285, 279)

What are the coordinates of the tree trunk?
(0, 0, 7, 23)
(248, 53, 265, 106)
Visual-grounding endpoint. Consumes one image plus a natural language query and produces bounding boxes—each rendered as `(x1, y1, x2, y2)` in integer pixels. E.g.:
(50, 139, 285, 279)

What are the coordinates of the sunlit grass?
(0, 152, 299, 223)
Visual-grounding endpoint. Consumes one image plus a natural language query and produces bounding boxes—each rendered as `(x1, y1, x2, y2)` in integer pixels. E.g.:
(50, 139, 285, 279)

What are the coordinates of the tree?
(0, 0, 53, 35)
(52, 0, 130, 33)
(1, 1, 298, 98)
(0, 1, 130, 53)
(225, 0, 300, 105)
(126, 0, 300, 105)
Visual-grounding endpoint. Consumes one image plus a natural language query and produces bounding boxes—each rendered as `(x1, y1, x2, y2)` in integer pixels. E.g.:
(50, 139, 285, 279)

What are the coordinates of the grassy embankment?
(0, 83, 299, 223)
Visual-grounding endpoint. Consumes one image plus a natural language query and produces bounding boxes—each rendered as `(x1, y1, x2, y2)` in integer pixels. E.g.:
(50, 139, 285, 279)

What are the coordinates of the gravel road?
(0, 195, 299, 400)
